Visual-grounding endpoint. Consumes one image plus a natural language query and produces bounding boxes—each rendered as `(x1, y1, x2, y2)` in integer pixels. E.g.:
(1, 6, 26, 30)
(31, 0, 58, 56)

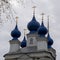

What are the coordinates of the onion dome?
(21, 36, 27, 48)
(47, 33, 53, 48)
(27, 16, 40, 33)
(47, 15, 53, 48)
(38, 21, 48, 36)
(11, 17, 21, 40)
(27, 6, 40, 33)
(11, 24, 21, 40)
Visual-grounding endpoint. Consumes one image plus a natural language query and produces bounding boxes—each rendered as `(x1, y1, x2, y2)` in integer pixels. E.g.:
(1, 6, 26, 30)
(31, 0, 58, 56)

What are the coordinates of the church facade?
(4, 8, 56, 60)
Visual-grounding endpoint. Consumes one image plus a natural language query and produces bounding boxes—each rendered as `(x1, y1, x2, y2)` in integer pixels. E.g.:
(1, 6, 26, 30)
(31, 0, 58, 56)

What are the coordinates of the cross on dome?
(24, 29, 27, 36)
(32, 6, 36, 16)
(41, 13, 45, 21)
(47, 15, 49, 33)
(16, 16, 18, 25)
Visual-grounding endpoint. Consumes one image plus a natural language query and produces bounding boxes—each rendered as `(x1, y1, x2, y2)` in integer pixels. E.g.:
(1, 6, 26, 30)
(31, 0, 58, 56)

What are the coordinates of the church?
(4, 7, 56, 60)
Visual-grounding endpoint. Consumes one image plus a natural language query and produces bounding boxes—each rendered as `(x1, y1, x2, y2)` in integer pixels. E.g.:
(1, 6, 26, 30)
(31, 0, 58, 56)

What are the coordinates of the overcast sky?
(0, 0, 60, 60)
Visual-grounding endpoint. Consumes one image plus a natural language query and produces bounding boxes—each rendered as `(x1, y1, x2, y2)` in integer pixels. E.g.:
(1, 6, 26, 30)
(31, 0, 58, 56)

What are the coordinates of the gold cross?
(16, 16, 18, 25)
(24, 29, 27, 36)
(32, 6, 36, 16)
(41, 13, 45, 21)
(47, 15, 49, 33)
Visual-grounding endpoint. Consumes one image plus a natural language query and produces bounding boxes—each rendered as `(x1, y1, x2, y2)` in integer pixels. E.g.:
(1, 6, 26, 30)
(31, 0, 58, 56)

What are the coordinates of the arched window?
(30, 38, 33, 44)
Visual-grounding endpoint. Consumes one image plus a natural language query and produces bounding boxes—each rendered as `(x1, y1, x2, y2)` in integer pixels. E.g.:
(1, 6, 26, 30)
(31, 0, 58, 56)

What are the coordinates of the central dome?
(27, 16, 40, 33)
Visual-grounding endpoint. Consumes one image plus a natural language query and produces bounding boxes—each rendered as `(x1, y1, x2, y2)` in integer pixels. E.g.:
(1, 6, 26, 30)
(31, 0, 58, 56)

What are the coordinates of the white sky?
(0, 0, 60, 60)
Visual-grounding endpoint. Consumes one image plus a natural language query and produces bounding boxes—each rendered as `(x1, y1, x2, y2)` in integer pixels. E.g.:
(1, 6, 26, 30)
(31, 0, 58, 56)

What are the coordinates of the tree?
(0, 0, 24, 25)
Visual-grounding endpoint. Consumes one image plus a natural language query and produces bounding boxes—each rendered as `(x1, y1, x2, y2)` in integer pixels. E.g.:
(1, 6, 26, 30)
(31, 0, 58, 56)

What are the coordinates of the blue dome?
(27, 16, 40, 33)
(21, 36, 27, 48)
(11, 24, 21, 40)
(38, 21, 48, 36)
(47, 33, 53, 48)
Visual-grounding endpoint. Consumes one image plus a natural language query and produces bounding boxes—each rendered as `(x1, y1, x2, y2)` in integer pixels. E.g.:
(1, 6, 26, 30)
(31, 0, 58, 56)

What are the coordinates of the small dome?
(38, 21, 48, 36)
(47, 33, 53, 48)
(27, 16, 40, 33)
(21, 36, 27, 48)
(11, 25, 21, 40)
